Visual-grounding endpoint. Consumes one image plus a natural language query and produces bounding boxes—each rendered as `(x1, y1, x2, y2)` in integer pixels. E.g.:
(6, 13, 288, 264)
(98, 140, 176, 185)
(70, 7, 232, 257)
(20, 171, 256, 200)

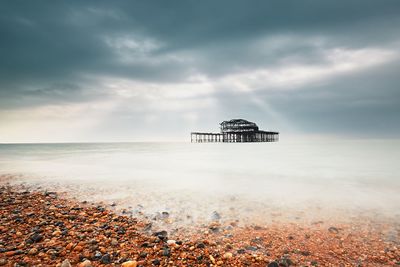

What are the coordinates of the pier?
(191, 119, 279, 143)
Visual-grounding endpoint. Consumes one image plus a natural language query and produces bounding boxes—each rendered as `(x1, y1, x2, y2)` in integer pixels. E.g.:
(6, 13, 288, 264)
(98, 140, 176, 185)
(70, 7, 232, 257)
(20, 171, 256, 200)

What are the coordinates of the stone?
(121, 261, 138, 267)
(60, 259, 72, 267)
(28, 248, 38, 255)
(93, 251, 102, 260)
(161, 211, 169, 218)
(245, 246, 258, 251)
(279, 257, 293, 266)
(152, 259, 160, 265)
(301, 250, 311, 256)
(209, 255, 216, 264)
(78, 260, 93, 267)
(237, 249, 246, 254)
(139, 252, 147, 258)
(30, 233, 43, 243)
(196, 242, 205, 248)
(267, 262, 279, 267)
(211, 211, 221, 221)
(5, 251, 15, 257)
(162, 247, 171, 257)
(166, 240, 176, 246)
(328, 227, 339, 234)
(223, 252, 233, 259)
(74, 245, 83, 252)
(100, 254, 111, 264)
(153, 230, 168, 241)
(53, 230, 62, 236)
(65, 243, 74, 250)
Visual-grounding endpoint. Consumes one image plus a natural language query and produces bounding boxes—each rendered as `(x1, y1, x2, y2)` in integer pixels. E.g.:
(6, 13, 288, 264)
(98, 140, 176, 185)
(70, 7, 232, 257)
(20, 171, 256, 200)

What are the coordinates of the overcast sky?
(1, 1, 400, 142)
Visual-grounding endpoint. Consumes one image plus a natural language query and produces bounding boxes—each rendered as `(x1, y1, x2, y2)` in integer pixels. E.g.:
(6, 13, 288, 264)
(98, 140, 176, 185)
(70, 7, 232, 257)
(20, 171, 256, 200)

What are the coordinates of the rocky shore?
(0, 184, 399, 266)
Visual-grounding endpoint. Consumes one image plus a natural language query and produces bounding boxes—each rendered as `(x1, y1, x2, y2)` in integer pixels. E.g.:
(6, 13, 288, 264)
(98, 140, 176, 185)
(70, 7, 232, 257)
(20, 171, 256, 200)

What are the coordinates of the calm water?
(0, 139, 399, 225)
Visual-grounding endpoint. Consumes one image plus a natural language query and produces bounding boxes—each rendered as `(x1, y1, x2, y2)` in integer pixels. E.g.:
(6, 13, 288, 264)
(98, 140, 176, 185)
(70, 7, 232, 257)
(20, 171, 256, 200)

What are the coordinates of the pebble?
(211, 211, 221, 221)
(0, 185, 398, 267)
(93, 251, 102, 260)
(245, 246, 258, 251)
(78, 260, 93, 267)
(121, 260, 138, 267)
(60, 259, 72, 267)
(162, 247, 171, 257)
(223, 252, 233, 259)
(100, 254, 111, 264)
(139, 252, 148, 258)
(328, 227, 340, 234)
(73, 245, 83, 252)
(28, 248, 38, 255)
(209, 255, 216, 264)
(53, 230, 62, 236)
(153, 230, 168, 241)
(5, 251, 15, 257)
(279, 256, 294, 266)
(65, 243, 74, 250)
(30, 233, 43, 243)
(196, 242, 205, 248)
(166, 239, 176, 246)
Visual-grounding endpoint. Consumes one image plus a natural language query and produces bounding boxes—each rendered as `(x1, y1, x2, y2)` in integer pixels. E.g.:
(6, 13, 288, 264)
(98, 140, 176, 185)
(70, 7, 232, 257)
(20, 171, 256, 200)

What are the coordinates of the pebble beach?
(1, 178, 399, 267)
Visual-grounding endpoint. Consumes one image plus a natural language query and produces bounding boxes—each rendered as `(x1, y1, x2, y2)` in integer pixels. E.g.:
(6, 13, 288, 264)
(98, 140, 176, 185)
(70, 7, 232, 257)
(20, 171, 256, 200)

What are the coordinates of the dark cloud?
(217, 60, 400, 137)
(0, 0, 400, 139)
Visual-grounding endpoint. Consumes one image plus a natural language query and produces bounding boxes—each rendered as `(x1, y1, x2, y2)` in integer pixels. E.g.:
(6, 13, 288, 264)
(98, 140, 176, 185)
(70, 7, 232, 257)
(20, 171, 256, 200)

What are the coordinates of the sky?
(1, 1, 400, 142)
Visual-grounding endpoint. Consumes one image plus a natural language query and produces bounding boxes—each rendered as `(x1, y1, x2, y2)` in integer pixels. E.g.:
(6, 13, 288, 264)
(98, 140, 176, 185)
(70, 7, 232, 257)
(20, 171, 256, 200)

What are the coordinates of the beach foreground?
(0, 184, 399, 266)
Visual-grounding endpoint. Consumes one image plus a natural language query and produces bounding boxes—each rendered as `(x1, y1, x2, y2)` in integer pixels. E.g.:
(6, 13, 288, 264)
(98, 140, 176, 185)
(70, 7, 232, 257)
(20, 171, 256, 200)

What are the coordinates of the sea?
(1, 139, 399, 226)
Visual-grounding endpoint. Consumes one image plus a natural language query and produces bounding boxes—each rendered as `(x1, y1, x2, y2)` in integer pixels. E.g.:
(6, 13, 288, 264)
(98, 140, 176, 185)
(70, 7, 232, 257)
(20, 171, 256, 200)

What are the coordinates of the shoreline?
(0, 182, 399, 266)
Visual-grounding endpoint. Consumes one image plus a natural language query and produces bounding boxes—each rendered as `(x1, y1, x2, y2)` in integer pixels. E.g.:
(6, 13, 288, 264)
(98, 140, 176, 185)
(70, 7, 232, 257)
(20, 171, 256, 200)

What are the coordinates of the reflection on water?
(1, 139, 400, 225)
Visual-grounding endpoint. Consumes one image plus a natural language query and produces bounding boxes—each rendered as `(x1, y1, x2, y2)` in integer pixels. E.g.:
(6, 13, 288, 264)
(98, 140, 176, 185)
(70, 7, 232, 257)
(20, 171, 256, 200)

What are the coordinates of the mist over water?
(1, 139, 399, 226)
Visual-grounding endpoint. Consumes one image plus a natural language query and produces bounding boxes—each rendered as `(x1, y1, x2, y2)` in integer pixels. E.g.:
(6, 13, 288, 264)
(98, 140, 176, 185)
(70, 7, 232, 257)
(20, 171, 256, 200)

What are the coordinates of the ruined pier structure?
(191, 119, 279, 143)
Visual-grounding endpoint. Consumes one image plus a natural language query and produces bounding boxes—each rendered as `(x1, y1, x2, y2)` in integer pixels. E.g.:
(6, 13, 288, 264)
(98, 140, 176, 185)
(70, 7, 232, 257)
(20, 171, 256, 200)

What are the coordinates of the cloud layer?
(1, 1, 400, 142)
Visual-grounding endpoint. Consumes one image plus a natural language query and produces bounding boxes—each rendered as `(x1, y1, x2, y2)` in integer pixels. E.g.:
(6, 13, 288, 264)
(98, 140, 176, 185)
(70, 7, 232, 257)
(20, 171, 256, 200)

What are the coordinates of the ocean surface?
(1, 139, 399, 226)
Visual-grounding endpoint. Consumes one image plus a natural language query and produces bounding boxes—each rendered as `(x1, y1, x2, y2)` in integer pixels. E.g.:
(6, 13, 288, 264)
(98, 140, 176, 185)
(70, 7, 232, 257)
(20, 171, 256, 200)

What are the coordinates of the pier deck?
(191, 131, 279, 143)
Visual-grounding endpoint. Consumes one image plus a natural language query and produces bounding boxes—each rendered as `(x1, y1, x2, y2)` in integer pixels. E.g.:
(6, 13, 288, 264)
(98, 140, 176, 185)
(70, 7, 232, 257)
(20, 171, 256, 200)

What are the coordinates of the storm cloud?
(1, 1, 400, 142)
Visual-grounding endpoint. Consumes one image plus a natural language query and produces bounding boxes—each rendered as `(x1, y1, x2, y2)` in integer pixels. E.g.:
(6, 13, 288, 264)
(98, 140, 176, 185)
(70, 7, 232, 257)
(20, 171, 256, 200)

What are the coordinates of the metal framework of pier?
(191, 119, 279, 143)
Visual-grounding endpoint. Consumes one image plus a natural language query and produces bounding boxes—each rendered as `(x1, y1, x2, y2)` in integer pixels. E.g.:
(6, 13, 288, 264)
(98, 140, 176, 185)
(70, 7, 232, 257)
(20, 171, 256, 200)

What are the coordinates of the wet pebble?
(93, 251, 102, 260)
(211, 211, 221, 221)
(100, 253, 111, 264)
